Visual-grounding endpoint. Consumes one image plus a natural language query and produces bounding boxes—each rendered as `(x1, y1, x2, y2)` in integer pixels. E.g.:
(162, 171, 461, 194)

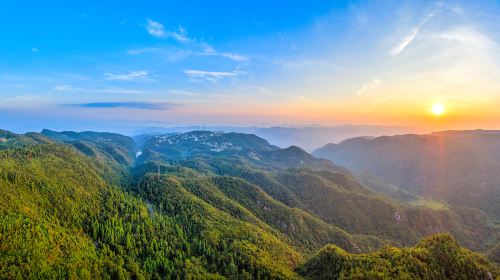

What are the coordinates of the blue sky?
(1, 1, 500, 133)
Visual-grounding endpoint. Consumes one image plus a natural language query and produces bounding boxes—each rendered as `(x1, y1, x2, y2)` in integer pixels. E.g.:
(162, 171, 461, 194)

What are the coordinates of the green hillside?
(0, 132, 301, 279)
(313, 131, 500, 220)
(298, 234, 497, 280)
(1, 129, 498, 279)
(135, 131, 496, 250)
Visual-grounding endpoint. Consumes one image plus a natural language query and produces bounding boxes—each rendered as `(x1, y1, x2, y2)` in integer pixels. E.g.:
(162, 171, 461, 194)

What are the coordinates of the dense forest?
(313, 131, 500, 219)
(0, 129, 498, 279)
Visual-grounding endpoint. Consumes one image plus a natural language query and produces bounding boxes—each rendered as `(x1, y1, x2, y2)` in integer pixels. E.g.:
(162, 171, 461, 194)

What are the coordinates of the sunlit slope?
(314, 130, 500, 219)
(138, 131, 495, 250)
(0, 131, 303, 279)
(299, 234, 498, 280)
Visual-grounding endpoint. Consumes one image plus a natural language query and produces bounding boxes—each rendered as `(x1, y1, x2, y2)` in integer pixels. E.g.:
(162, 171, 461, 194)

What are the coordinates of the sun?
(431, 103, 446, 116)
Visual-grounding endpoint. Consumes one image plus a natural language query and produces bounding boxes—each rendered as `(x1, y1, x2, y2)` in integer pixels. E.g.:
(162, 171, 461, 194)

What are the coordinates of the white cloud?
(146, 19, 189, 42)
(31, 47, 39, 53)
(281, 59, 337, 70)
(165, 25, 189, 42)
(139, 21, 248, 62)
(91, 87, 153, 95)
(2, 94, 47, 103)
(198, 42, 249, 61)
(168, 89, 200, 96)
(356, 78, 382, 96)
(390, 11, 435, 57)
(53, 84, 72, 91)
(184, 70, 239, 77)
(104, 71, 151, 81)
(146, 19, 166, 38)
(199, 42, 216, 55)
(220, 53, 249, 62)
(435, 27, 495, 49)
(390, 28, 419, 57)
(53, 84, 154, 95)
(184, 69, 240, 82)
(128, 45, 248, 62)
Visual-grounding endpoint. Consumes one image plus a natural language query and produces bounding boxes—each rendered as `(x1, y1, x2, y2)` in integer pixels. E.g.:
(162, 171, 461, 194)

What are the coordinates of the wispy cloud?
(53, 84, 154, 95)
(146, 19, 166, 38)
(184, 69, 240, 82)
(128, 44, 248, 62)
(104, 70, 152, 81)
(390, 12, 435, 57)
(168, 89, 200, 96)
(435, 26, 496, 49)
(139, 20, 248, 62)
(31, 47, 39, 53)
(390, 28, 419, 57)
(220, 53, 249, 62)
(166, 25, 189, 42)
(192, 42, 249, 61)
(146, 19, 189, 42)
(356, 78, 382, 96)
(53, 84, 72, 91)
(62, 102, 179, 110)
(280, 59, 337, 70)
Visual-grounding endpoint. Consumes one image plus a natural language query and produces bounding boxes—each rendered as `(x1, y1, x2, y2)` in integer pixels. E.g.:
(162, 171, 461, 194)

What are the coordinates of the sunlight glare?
(431, 103, 445, 116)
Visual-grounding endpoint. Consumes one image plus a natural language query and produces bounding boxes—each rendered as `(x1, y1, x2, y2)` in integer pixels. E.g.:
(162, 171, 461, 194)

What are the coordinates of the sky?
(1, 0, 500, 133)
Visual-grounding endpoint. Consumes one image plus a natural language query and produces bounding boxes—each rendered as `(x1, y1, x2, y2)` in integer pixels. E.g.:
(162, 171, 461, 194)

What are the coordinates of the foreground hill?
(299, 234, 497, 279)
(314, 130, 500, 221)
(1, 129, 498, 279)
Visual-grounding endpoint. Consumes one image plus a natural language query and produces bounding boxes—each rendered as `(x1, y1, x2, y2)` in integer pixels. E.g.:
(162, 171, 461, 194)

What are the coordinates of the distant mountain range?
(133, 125, 420, 152)
(0, 128, 498, 279)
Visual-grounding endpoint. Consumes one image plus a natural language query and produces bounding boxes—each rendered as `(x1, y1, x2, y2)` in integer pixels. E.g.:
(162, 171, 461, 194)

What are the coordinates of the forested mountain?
(299, 234, 497, 280)
(41, 129, 137, 165)
(136, 131, 497, 250)
(0, 129, 498, 279)
(313, 130, 500, 221)
(0, 130, 301, 279)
